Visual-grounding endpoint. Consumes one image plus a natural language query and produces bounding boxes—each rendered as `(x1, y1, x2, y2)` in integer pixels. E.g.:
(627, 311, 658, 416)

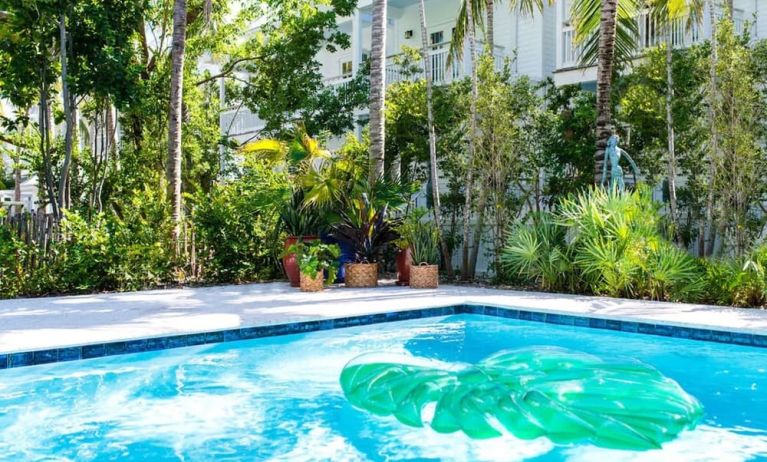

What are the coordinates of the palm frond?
(572, 0, 640, 67)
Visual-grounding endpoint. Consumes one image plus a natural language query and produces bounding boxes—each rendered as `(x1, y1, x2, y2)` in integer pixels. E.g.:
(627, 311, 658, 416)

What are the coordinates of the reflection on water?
(0, 315, 765, 461)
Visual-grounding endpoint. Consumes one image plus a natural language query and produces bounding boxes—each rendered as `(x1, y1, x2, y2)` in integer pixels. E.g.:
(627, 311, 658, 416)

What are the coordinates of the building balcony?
(325, 40, 506, 92)
(558, 8, 745, 70)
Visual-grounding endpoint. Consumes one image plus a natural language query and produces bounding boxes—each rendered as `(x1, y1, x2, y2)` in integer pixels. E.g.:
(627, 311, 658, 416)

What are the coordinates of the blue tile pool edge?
(1, 303, 765, 370)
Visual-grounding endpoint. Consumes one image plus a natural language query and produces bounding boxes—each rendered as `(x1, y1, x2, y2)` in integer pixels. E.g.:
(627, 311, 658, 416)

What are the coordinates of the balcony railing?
(220, 105, 263, 137)
(387, 41, 505, 86)
(325, 41, 506, 92)
(560, 11, 711, 69)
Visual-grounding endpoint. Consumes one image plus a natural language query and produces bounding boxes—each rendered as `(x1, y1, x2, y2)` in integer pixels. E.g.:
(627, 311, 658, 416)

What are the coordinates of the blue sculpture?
(601, 134, 639, 190)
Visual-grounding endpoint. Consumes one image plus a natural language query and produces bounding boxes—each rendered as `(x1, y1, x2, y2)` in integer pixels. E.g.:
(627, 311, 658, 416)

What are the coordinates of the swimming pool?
(0, 314, 765, 461)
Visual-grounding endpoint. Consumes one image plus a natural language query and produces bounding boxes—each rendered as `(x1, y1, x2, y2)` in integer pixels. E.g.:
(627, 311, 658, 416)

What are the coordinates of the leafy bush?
(704, 245, 767, 307)
(500, 212, 573, 291)
(193, 160, 287, 283)
(501, 187, 705, 302)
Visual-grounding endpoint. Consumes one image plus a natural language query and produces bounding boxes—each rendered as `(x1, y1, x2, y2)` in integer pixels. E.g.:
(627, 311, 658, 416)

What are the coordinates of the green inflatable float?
(339, 347, 703, 451)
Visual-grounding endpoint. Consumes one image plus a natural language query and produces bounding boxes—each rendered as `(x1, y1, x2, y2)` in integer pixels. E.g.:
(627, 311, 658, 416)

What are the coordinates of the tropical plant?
(242, 125, 332, 235)
(330, 193, 399, 263)
(500, 212, 573, 291)
(399, 209, 440, 265)
(704, 245, 767, 307)
(288, 241, 341, 284)
(279, 191, 324, 237)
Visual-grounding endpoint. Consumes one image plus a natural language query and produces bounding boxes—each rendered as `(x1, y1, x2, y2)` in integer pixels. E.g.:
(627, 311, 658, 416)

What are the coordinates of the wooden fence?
(0, 211, 59, 252)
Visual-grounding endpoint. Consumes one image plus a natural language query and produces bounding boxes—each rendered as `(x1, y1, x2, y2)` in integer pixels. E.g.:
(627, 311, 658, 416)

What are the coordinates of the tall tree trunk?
(665, 29, 679, 238)
(703, 0, 719, 257)
(594, 0, 619, 183)
(168, 0, 188, 246)
(369, 0, 387, 184)
(468, 186, 488, 278)
(486, 0, 494, 51)
(39, 79, 58, 219)
(13, 147, 21, 214)
(418, 0, 454, 279)
(58, 12, 75, 212)
(461, 0, 480, 280)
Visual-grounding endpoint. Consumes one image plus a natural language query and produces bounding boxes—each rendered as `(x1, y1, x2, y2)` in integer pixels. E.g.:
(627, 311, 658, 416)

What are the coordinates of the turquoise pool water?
(0, 314, 766, 461)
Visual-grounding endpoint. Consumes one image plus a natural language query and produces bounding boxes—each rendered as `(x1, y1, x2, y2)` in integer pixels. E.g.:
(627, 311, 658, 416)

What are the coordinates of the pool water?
(1, 314, 766, 462)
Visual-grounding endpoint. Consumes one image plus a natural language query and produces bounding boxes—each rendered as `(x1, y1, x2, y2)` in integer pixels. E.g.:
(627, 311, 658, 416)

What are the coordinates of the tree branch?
(194, 55, 269, 86)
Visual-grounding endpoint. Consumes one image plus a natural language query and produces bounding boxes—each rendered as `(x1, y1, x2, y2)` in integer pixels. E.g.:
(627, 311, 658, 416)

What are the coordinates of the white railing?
(560, 12, 703, 69)
(384, 41, 506, 87)
(220, 105, 263, 136)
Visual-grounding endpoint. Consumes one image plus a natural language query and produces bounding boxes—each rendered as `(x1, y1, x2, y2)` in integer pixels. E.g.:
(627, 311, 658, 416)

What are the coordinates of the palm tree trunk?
(419, 0, 454, 279)
(168, 0, 187, 246)
(369, 0, 387, 184)
(703, 0, 719, 256)
(665, 29, 679, 238)
(594, 0, 619, 183)
(486, 0, 494, 51)
(461, 0, 480, 280)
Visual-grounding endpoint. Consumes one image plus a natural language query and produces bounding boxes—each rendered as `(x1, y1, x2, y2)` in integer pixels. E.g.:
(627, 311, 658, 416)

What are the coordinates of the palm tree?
(418, 0, 454, 279)
(369, 0, 387, 184)
(168, 0, 187, 247)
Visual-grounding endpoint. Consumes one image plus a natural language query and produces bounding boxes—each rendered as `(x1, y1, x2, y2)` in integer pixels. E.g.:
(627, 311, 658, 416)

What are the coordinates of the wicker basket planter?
(410, 264, 439, 289)
(300, 271, 325, 292)
(344, 263, 378, 288)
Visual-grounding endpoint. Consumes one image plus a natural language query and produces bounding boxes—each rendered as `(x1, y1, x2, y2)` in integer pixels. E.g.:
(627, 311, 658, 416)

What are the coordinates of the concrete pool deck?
(1, 282, 766, 354)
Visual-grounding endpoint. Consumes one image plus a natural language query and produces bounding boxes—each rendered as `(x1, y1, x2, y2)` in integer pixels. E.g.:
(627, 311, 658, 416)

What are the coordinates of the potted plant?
(407, 219, 441, 289)
(288, 241, 341, 292)
(330, 194, 399, 288)
(280, 192, 323, 287)
(394, 208, 429, 286)
(241, 126, 330, 287)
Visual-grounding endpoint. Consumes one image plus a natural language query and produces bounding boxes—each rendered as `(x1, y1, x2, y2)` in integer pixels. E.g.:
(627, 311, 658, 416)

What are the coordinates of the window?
(430, 31, 443, 45)
(341, 60, 353, 77)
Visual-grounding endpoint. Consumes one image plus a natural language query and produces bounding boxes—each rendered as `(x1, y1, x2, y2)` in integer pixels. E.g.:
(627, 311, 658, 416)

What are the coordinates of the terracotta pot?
(396, 247, 412, 286)
(344, 263, 378, 288)
(410, 264, 439, 289)
(300, 271, 325, 292)
(283, 235, 318, 287)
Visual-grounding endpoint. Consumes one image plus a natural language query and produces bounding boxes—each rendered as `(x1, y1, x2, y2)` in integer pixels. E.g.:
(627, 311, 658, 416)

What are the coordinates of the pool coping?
(2, 303, 766, 370)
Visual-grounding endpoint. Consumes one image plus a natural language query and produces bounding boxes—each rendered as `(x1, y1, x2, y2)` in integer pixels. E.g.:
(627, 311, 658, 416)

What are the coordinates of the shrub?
(501, 187, 705, 302)
(704, 245, 767, 307)
(500, 212, 573, 291)
(193, 161, 287, 282)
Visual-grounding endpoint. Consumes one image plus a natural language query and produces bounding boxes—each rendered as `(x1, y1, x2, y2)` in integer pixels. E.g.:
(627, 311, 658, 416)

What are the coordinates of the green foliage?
(288, 240, 341, 284)
(501, 212, 573, 291)
(193, 160, 287, 283)
(398, 209, 440, 265)
(330, 193, 400, 263)
(704, 245, 767, 308)
(501, 188, 705, 302)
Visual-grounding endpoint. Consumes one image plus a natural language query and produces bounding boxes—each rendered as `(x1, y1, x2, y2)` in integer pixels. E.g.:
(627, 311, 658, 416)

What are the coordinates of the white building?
(221, 0, 767, 140)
